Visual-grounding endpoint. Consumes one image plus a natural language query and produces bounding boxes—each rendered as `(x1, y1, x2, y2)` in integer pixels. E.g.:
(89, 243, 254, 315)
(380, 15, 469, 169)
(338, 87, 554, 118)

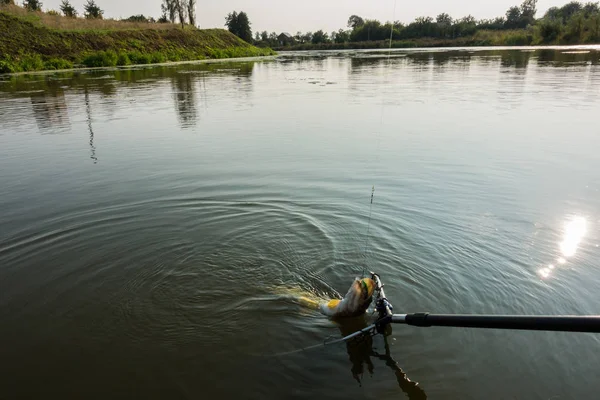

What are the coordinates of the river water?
(1, 47, 600, 399)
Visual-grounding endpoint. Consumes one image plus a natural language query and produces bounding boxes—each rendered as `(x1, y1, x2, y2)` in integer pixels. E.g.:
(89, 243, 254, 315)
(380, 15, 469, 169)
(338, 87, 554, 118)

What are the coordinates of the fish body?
(319, 278, 375, 318)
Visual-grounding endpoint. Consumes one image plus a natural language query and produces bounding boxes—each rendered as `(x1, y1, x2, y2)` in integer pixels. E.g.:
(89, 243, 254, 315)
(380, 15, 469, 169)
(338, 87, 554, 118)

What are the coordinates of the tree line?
(1, 0, 104, 18)
(4, 0, 598, 45)
(158, 0, 196, 27)
(247, 0, 600, 47)
(0, 0, 198, 27)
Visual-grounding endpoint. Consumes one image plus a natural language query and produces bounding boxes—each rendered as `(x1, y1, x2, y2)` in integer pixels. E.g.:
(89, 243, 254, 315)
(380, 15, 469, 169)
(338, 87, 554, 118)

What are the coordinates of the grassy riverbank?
(0, 5, 274, 74)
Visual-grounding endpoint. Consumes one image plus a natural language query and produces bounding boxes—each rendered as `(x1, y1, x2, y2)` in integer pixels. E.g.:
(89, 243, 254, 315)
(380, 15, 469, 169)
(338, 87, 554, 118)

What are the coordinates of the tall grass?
(473, 30, 534, 46)
(0, 4, 179, 31)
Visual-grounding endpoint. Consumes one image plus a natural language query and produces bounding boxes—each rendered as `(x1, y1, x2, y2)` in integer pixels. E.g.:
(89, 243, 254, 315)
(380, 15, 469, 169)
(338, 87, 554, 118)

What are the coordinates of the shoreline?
(4, 44, 599, 77)
(273, 39, 600, 52)
(2, 55, 278, 77)
(277, 44, 600, 52)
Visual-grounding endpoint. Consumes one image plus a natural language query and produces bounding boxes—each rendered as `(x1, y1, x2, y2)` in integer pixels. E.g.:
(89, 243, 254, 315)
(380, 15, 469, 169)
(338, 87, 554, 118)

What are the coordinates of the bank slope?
(0, 11, 274, 74)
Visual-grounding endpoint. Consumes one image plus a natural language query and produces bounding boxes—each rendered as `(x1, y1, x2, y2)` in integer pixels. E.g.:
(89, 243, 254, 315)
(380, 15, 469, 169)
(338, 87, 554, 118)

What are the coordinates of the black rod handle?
(402, 313, 600, 333)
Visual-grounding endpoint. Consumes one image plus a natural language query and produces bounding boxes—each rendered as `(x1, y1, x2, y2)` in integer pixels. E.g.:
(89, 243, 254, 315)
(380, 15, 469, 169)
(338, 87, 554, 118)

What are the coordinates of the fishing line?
(360, 0, 397, 278)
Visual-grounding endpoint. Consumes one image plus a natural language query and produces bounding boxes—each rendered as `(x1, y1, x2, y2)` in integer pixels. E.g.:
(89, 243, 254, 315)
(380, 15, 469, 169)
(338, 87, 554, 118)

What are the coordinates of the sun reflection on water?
(538, 216, 588, 279)
(560, 217, 587, 257)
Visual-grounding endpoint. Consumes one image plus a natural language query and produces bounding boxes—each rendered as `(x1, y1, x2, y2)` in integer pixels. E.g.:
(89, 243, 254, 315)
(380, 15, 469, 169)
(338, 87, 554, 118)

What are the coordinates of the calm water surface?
(1, 48, 600, 399)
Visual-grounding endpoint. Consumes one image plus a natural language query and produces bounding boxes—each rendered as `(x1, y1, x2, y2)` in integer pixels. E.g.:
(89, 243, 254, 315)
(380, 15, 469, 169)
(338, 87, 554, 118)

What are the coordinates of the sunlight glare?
(559, 216, 587, 258)
(538, 268, 551, 279)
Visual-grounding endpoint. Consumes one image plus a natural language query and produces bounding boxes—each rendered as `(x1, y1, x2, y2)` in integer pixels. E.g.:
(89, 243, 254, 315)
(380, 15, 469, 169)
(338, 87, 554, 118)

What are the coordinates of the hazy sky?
(44, 0, 569, 33)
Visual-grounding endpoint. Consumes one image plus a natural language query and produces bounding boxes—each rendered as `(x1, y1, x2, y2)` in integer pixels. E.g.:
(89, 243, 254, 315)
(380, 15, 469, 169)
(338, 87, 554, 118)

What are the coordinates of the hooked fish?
(298, 277, 375, 318)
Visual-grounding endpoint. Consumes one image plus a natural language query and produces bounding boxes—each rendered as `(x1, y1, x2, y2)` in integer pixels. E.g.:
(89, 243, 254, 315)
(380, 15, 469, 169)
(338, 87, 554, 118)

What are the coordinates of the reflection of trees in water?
(408, 52, 433, 67)
(500, 50, 532, 69)
(84, 88, 98, 164)
(537, 49, 600, 66)
(431, 51, 453, 67)
(282, 55, 328, 70)
(349, 51, 477, 75)
(496, 52, 531, 108)
(170, 62, 255, 127)
(29, 77, 70, 132)
(171, 72, 198, 128)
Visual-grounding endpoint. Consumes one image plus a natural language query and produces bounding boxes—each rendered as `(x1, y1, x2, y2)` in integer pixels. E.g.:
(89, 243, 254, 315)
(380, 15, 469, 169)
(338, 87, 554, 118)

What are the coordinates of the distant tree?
(560, 1, 584, 22)
(254, 31, 260, 42)
(237, 12, 252, 42)
(411, 16, 435, 38)
(83, 0, 103, 19)
(187, 0, 196, 26)
(505, 6, 522, 28)
(460, 15, 477, 24)
(0, 0, 15, 5)
(124, 14, 151, 22)
(161, 0, 177, 23)
(544, 6, 562, 20)
(347, 15, 365, 29)
(46, 9, 59, 15)
(566, 10, 586, 40)
(176, 0, 188, 28)
(225, 11, 252, 42)
(587, 12, 600, 40)
(382, 22, 402, 40)
(351, 19, 389, 41)
(334, 29, 350, 43)
(536, 17, 563, 42)
(157, 14, 169, 23)
(59, 0, 77, 17)
(436, 13, 453, 37)
(261, 31, 269, 41)
(451, 15, 477, 37)
(23, 0, 42, 11)
(520, 0, 538, 26)
(225, 11, 238, 35)
(311, 29, 329, 44)
(478, 17, 506, 30)
(436, 13, 453, 25)
(583, 1, 600, 16)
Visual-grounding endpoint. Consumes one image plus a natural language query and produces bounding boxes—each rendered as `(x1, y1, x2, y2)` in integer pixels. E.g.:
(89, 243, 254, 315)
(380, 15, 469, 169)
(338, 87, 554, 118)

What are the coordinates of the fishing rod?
(338, 273, 600, 344)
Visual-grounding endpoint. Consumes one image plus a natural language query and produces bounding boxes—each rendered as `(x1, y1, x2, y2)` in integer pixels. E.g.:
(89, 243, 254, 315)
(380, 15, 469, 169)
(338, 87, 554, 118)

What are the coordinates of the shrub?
(150, 52, 166, 63)
(20, 54, 45, 71)
(127, 52, 150, 64)
(43, 58, 73, 70)
(81, 50, 118, 67)
(0, 60, 18, 74)
(208, 49, 226, 59)
(535, 19, 563, 43)
(116, 52, 131, 66)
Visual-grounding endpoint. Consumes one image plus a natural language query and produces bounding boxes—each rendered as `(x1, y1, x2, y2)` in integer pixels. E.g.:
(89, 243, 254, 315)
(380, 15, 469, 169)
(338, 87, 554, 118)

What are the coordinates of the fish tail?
(297, 296, 321, 310)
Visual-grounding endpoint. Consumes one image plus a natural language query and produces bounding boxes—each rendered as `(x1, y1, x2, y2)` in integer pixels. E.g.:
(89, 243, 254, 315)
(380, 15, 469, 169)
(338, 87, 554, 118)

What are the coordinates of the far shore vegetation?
(0, 1, 274, 74)
(253, 0, 600, 50)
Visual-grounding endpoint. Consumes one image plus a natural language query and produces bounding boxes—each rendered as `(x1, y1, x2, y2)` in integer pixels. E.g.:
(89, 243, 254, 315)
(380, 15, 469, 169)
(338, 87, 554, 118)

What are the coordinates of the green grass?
(0, 10, 275, 73)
